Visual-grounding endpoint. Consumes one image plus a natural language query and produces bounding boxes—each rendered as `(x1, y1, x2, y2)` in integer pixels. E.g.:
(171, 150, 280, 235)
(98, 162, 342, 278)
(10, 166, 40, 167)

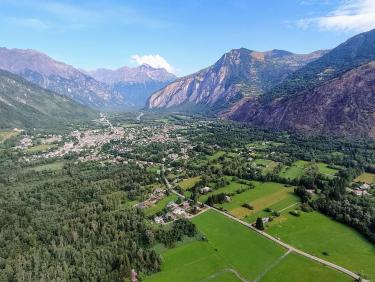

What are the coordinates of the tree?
(255, 217, 265, 230)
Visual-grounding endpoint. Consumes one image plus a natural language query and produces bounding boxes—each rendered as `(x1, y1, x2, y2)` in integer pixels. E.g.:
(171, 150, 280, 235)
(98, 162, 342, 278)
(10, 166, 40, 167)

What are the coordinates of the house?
(199, 187, 212, 194)
(224, 195, 231, 202)
(262, 217, 270, 224)
(182, 201, 190, 209)
(154, 216, 164, 224)
(172, 207, 186, 216)
(359, 183, 371, 190)
(167, 201, 178, 209)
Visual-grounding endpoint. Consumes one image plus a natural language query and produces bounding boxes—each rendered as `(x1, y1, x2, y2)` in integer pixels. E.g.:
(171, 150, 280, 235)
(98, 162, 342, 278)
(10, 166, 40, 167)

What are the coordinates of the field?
(144, 194, 178, 216)
(253, 159, 279, 174)
(261, 253, 352, 282)
(207, 150, 225, 161)
(279, 160, 309, 180)
(29, 161, 65, 172)
(316, 162, 339, 176)
(146, 210, 353, 282)
(25, 144, 56, 153)
(354, 172, 375, 184)
(202, 181, 299, 223)
(0, 130, 19, 143)
(267, 210, 375, 280)
(279, 160, 339, 180)
(178, 176, 201, 190)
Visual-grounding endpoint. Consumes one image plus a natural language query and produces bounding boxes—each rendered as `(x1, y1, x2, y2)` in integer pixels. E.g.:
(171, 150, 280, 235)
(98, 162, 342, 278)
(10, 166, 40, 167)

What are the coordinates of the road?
(161, 165, 364, 281)
(136, 112, 144, 121)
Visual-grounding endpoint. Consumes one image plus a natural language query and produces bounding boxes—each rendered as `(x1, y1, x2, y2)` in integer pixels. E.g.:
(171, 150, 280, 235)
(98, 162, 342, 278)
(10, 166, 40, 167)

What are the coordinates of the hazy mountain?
(227, 29, 375, 138)
(89, 64, 176, 109)
(146, 48, 326, 111)
(0, 48, 123, 109)
(0, 69, 96, 129)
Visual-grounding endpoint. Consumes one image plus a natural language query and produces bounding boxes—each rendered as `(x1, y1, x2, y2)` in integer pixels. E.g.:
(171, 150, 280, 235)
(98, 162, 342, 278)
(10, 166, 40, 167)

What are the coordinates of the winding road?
(161, 165, 364, 281)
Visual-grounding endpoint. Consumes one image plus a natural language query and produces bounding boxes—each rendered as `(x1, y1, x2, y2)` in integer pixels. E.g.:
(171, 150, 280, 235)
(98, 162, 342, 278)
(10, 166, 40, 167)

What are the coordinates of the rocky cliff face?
(227, 62, 375, 138)
(89, 64, 176, 109)
(0, 48, 123, 109)
(146, 48, 326, 110)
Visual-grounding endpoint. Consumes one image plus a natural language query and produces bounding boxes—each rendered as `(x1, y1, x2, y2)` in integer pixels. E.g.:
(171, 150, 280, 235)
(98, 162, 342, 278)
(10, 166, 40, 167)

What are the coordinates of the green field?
(144, 194, 178, 216)
(146, 210, 352, 282)
(205, 181, 299, 222)
(146, 210, 285, 281)
(354, 172, 375, 184)
(267, 210, 375, 280)
(178, 176, 201, 190)
(316, 162, 339, 176)
(25, 144, 56, 153)
(279, 160, 309, 180)
(253, 159, 279, 174)
(207, 151, 225, 161)
(261, 253, 352, 282)
(29, 161, 65, 172)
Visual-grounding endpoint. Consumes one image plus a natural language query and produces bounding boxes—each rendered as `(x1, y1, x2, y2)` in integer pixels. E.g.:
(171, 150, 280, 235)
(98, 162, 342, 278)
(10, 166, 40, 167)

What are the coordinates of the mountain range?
(89, 64, 176, 109)
(147, 28, 375, 139)
(0, 48, 176, 110)
(0, 69, 95, 129)
(146, 48, 327, 111)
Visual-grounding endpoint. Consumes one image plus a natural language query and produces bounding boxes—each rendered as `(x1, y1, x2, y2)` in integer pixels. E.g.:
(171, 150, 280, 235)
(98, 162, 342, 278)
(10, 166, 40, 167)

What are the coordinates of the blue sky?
(1, 0, 375, 76)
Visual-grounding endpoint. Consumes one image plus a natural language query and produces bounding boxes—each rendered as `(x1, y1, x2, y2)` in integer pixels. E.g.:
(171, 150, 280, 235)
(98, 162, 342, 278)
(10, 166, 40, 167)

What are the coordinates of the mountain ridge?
(146, 48, 327, 110)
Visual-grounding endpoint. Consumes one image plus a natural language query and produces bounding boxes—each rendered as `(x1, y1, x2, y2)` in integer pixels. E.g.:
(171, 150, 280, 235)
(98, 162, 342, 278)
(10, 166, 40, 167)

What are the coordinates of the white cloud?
(297, 0, 375, 32)
(131, 54, 175, 73)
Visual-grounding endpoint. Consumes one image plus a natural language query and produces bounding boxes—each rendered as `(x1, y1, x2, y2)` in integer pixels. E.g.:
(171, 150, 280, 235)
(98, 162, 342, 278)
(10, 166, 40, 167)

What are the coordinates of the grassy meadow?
(267, 210, 375, 280)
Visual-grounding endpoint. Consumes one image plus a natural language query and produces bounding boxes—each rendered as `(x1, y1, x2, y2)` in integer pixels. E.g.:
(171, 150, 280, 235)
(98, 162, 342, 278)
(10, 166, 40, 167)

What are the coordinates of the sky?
(1, 0, 375, 76)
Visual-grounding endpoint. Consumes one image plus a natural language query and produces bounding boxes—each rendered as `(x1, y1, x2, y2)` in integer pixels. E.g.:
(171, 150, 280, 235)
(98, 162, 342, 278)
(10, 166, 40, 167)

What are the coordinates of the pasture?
(267, 210, 375, 280)
(178, 176, 201, 190)
(146, 210, 352, 282)
(207, 181, 299, 222)
(354, 172, 375, 184)
(261, 253, 352, 282)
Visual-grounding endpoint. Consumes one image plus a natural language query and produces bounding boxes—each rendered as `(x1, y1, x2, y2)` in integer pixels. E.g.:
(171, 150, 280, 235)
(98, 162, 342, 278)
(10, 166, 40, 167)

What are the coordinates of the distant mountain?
(146, 48, 326, 111)
(0, 69, 96, 129)
(227, 29, 375, 139)
(89, 64, 176, 109)
(0, 48, 123, 109)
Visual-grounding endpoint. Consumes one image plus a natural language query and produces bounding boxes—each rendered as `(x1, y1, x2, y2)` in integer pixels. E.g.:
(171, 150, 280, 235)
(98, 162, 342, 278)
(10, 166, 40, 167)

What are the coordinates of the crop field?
(144, 194, 178, 216)
(267, 210, 375, 280)
(261, 253, 352, 282)
(354, 172, 375, 184)
(146, 210, 352, 282)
